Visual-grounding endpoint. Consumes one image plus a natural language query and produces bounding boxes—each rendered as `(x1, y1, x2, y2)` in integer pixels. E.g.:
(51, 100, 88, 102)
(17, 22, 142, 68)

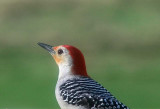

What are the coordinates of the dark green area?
(0, 0, 160, 109)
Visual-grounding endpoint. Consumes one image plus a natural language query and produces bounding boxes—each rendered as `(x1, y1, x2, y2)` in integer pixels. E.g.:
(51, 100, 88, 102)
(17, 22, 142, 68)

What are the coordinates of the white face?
(52, 46, 72, 66)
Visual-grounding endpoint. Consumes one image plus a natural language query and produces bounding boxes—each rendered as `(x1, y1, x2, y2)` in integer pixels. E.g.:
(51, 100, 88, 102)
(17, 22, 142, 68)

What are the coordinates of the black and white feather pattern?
(59, 76, 129, 109)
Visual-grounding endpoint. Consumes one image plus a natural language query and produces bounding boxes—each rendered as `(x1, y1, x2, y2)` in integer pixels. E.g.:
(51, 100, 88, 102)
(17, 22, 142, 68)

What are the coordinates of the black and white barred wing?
(60, 77, 129, 109)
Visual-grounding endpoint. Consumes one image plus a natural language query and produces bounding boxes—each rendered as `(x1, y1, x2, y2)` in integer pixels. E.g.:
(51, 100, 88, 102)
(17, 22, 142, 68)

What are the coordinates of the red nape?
(63, 45, 89, 77)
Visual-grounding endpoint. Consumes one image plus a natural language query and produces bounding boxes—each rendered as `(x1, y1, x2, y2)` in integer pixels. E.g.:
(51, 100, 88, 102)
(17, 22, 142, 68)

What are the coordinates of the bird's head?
(38, 42, 88, 78)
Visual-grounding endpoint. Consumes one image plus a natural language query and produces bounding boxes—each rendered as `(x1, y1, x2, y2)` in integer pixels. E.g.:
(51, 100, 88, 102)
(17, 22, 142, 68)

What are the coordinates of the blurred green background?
(0, 0, 160, 109)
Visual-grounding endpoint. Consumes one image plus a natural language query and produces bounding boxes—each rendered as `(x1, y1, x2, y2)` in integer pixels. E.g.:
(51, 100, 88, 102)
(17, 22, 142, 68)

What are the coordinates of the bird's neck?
(58, 63, 72, 79)
(58, 63, 88, 79)
(72, 63, 88, 77)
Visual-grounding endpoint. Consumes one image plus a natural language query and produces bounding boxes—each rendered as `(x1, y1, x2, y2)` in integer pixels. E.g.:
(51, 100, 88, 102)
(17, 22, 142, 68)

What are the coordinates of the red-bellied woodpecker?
(38, 42, 129, 109)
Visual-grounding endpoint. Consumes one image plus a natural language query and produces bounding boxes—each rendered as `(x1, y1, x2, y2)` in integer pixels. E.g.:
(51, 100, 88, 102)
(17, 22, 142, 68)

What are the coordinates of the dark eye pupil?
(58, 49, 63, 55)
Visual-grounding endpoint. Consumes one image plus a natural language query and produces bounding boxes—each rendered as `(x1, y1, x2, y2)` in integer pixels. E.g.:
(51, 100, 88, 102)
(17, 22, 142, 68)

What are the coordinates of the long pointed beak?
(37, 42, 55, 54)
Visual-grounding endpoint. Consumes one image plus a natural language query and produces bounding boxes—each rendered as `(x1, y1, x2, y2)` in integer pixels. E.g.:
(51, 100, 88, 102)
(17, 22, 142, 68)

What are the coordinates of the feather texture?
(59, 76, 129, 109)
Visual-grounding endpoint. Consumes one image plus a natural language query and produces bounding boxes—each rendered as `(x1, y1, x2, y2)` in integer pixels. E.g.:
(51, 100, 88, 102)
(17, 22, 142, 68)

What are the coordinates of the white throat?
(58, 63, 73, 79)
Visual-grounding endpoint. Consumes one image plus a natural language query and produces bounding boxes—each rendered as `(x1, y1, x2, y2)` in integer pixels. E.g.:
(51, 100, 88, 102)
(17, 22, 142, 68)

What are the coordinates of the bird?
(38, 42, 129, 109)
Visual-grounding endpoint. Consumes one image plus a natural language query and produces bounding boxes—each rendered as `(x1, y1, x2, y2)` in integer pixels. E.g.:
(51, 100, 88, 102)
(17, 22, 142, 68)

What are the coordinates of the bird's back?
(56, 76, 129, 109)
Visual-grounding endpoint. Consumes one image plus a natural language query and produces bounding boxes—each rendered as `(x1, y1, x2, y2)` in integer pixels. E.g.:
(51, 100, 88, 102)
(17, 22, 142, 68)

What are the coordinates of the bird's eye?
(58, 49, 63, 55)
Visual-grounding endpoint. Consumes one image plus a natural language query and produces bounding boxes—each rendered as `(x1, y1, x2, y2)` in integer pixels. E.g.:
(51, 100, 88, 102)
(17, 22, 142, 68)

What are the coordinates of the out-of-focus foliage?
(0, 0, 160, 108)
